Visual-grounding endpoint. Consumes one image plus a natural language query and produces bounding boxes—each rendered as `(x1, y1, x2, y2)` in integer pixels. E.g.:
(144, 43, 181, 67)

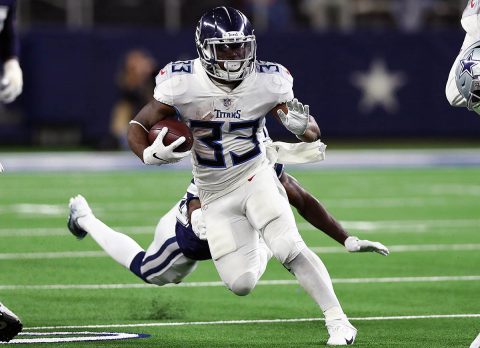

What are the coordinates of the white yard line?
(0, 226, 153, 237)
(1, 275, 479, 291)
(0, 251, 107, 259)
(26, 313, 480, 330)
(1, 243, 480, 260)
(1, 219, 479, 237)
(1, 198, 478, 217)
(310, 243, 480, 253)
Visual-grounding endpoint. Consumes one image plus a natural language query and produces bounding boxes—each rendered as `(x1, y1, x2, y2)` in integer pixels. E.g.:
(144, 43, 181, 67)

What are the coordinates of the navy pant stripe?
(142, 236, 177, 266)
(142, 249, 183, 279)
(129, 251, 148, 282)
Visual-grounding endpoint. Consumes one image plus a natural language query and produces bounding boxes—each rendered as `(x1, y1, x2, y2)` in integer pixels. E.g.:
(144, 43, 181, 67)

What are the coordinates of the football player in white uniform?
(0, 1, 23, 342)
(446, 0, 480, 115)
(0, 0, 22, 104)
(68, 169, 388, 342)
(124, 6, 376, 345)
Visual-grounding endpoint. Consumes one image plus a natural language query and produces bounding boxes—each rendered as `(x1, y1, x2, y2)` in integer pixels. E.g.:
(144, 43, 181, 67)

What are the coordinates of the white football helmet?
(455, 42, 480, 110)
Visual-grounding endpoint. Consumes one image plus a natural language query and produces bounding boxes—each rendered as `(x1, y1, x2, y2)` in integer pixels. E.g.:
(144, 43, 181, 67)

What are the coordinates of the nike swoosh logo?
(152, 153, 164, 160)
(247, 175, 255, 182)
(345, 337, 354, 345)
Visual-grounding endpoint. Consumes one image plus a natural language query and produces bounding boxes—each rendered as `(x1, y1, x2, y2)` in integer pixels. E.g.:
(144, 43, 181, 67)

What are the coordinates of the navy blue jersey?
(0, 0, 18, 62)
(175, 222, 211, 261)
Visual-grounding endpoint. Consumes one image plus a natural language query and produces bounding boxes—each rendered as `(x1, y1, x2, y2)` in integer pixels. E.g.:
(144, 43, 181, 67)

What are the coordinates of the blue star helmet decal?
(459, 51, 478, 77)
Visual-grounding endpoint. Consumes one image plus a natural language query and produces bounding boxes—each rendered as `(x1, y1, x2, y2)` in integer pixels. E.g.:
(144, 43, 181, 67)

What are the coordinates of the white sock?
(286, 248, 345, 319)
(324, 307, 348, 322)
(78, 215, 144, 268)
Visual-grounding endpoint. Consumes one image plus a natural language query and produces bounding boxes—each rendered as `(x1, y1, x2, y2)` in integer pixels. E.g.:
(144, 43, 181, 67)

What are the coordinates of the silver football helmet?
(455, 42, 480, 110)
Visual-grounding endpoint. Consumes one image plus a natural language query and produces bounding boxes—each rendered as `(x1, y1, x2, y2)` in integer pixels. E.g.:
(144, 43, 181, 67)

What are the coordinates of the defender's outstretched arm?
(280, 172, 389, 256)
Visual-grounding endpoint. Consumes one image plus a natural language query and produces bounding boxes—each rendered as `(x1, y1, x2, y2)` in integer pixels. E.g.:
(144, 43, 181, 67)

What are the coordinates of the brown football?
(148, 117, 193, 152)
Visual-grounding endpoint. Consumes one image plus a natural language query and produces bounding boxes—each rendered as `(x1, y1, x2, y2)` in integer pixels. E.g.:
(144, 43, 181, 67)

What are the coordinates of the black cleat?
(67, 214, 88, 240)
(67, 195, 92, 240)
(0, 303, 23, 342)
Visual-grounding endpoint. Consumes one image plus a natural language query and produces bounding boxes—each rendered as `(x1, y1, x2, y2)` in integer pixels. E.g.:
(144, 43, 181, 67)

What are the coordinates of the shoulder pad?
(155, 60, 195, 85)
(256, 61, 293, 81)
(154, 61, 194, 103)
(463, 1, 480, 18)
(256, 61, 293, 97)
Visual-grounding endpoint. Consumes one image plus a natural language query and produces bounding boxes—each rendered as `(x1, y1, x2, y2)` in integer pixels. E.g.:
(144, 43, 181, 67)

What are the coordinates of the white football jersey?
(462, 0, 480, 36)
(154, 58, 293, 194)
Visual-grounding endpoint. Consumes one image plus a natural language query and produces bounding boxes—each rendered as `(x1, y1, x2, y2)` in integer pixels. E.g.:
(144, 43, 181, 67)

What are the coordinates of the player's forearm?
(127, 122, 149, 161)
(282, 173, 349, 245)
(296, 116, 320, 142)
(296, 194, 349, 245)
(127, 100, 177, 162)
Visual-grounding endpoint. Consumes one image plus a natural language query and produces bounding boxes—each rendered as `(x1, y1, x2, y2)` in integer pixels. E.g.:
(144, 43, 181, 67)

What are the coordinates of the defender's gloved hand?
(190, 208, 207, 240)
(277, 98, 310, 136)
(143, 127, 191, 165)
(0, 59, 23, 104)
(344, 236, 389, 256)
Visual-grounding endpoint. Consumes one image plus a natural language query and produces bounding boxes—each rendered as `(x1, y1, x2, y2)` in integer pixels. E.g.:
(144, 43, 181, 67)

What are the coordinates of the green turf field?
(1, 167, 479, 347)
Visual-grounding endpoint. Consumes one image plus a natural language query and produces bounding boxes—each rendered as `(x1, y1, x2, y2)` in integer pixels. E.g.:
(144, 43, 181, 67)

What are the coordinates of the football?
(148, 117, 193, 152)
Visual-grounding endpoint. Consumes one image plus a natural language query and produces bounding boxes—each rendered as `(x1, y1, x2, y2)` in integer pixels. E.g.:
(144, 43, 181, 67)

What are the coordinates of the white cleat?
(67, 195, 93, 239)
(326, 319, 357, 346)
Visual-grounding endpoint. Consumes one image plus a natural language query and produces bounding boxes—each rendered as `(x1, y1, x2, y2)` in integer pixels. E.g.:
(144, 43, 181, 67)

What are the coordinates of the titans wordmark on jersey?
(154, 58, 293, 194)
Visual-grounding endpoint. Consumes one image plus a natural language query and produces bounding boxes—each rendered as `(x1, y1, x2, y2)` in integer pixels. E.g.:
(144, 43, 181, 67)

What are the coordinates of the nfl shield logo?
(223, 98, 232, 109)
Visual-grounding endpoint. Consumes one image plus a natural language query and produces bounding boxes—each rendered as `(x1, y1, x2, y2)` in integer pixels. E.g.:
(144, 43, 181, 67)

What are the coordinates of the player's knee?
(228, 271, 257, 296)
(269, 235, 305, 265)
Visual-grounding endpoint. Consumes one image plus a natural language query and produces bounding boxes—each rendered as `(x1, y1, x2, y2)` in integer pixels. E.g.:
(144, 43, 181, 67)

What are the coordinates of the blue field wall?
(2, 28, 478, 146)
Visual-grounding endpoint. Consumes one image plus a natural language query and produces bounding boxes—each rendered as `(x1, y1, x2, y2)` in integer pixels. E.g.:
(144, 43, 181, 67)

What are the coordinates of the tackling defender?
(446, 0, 480, 115)
(109, 7, 388, 345)
(0, 1, 23, 341)
(68, 170, 388, 339)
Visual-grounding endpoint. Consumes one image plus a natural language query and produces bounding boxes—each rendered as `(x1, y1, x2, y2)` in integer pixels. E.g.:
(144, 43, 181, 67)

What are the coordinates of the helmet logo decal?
(224, 31, 243, 38)
(459, 52, 478, 77)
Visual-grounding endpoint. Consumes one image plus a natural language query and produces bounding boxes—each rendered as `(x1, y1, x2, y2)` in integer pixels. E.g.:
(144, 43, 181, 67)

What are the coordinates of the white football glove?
(0, 59, 23, 104)
(190, 208, 207, 240)
(276, 98, 310, 136)
(344, 236, 389, 256)
(143, 127, 191, 165)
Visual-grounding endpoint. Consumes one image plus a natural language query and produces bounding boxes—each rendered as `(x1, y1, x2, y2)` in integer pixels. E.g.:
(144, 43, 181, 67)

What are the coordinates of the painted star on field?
(351, 59, 407, 114)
